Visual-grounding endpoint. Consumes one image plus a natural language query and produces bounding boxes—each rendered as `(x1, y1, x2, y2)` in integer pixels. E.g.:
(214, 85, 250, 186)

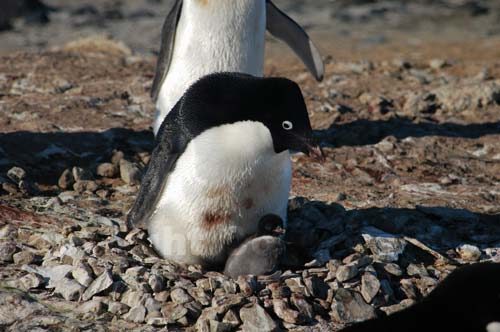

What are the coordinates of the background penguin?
(340, 263, 500, 332)
(128, 72, 323, 267)
(224, 214, 285, 278)
(151, 0, 325, 135)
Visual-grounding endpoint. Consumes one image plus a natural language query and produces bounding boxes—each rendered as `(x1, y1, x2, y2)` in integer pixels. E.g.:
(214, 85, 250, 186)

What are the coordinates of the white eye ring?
(282, 121, 293, 130)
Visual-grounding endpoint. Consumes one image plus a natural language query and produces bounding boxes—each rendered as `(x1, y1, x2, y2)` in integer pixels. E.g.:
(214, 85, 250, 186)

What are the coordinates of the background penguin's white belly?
(154, 0, 267, 134)
(148, 122, 291, 266)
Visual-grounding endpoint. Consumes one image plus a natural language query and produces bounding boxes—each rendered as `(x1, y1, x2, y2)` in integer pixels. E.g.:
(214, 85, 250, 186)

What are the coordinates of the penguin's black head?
(182, 73, 324, 161)
(258, 77, 325, 161)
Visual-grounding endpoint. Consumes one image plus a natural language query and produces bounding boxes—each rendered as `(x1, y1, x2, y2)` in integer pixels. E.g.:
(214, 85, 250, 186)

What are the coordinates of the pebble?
(7, 167, 26, 183)
(429, 59, 447, 69)
(330, 289, 377, 324)
(170, 288, 194, 305)
(0, 242, 17, 262)
(120, 159, 142, 185)
(97, 163, 118, 178)
(161, 302, 188, 322)
(58, 169, 75, 189)
(361, 273, 380, 303)
(456, 244, 482, 261)
(124, 305, 147, 323)
(240, 303, 278, 332)
(336, 263, 359, 283)
(82, 270, 114, 301)
(12, 250, 36, 265)
(72, 263, 95, 287)
(79, 300, 106, 315)
(108, 301, 130, 315)
(361, 227, 407, 262)
(72, 167, 93, 181)
(54, 277, 86, 301)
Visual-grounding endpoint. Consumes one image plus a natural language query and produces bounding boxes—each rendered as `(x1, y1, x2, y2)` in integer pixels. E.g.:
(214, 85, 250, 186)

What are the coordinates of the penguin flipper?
(127, 105, 185, 229)
(265, 0, 324, 82)
(151, 0, 183, 102)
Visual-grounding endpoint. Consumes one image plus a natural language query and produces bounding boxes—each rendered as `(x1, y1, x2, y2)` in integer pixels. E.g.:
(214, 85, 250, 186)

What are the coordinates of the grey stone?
(336, 263, 359, 282)
(124, 305, 146, 323)
(79, 300, 106, 315)
(54, 277, 85, 301)
(331, 289, 377, 324)
(58, 169, 75, 190)
(145, 297, 162, 313)
(0, 241, 17, 262)
(456, 244, 482, 261)
(361, 273, 380, 303)
(23, 264, 73, 288)
(73, 180, 98, 193)
(120, 159, 142, 185)
(361, 227, 407, 262)
(383, 263, 403, 276)
(108, 301, 130, 315)
(148, 274, 165, 293)
(97, 163, 118, 178)
(82, 270, 114, 301)
(240, 303, 278, 332)
(272, 298, 303, 324)
(161, 302, 188, 322)
(72, 167, 93, 181)
(19, 273, 44, 290)
(72, 263, 94, 287)
(380, 299, 416, 316)
(171, 287, 194, 305)
(429, 59, 447, 69)
(7, 166, 26, 182)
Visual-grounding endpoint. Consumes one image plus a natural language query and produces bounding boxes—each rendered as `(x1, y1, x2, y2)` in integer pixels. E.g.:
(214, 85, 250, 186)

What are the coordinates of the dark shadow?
(0, 128, 154, 185)
(315, 117, 500, 147)
(284, 198, 500, 271)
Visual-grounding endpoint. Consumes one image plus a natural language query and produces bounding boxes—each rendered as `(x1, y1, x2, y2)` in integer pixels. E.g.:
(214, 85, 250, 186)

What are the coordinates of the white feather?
(487, 322, 500, 332)
(148, 121, 291, 265)
(154, 0, 267, 135)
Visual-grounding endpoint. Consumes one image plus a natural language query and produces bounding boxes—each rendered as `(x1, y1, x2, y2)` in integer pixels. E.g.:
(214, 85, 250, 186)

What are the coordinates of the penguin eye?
(282, 121, 293, 130)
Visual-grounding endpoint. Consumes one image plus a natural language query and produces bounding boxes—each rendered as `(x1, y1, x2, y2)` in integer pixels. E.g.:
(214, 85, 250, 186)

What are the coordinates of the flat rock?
(23, 264, 73, 288)
(240, 303, 278, 332)
(82, 270, 114, 301)
(120, 159, 142, 185)
(361, 273, 381, 303)
(54, 277, 86, 301)
(124, 305, 146, 323)
(331, 289, 377, 324)
(361, 227, 407, 262)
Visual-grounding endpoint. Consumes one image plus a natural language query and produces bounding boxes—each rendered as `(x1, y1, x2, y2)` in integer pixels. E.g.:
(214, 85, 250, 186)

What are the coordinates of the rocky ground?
(1, 0, 500, 331)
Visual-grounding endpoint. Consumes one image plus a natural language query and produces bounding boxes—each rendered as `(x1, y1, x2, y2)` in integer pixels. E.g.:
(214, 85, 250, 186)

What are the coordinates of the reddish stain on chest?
(202, 211, 232, 229)
(243, 198, 254, 210)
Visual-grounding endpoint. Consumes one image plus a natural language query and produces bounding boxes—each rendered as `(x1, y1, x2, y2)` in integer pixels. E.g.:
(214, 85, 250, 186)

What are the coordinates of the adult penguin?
(151, 0, 325, 135)
(128, 72, 323, 267)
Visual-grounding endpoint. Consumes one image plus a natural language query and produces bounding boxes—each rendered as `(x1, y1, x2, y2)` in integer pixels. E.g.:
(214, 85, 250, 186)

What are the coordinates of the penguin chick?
(127, 72, 323, 267)
(340, 262, 500, 332)
(224, 214, 286, 279)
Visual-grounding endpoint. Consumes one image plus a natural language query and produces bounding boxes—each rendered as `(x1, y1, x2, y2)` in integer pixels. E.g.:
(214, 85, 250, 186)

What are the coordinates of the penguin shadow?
(282, 197, 500, 280)
(0, 128, 154, 186)
(282, 198, 500, 329)
(314, 117, 500, 147)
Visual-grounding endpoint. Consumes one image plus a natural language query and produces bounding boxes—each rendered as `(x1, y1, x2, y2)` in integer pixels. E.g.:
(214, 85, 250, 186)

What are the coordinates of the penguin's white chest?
(148, 121, 291, 266)
(154, 0, 267, 134)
